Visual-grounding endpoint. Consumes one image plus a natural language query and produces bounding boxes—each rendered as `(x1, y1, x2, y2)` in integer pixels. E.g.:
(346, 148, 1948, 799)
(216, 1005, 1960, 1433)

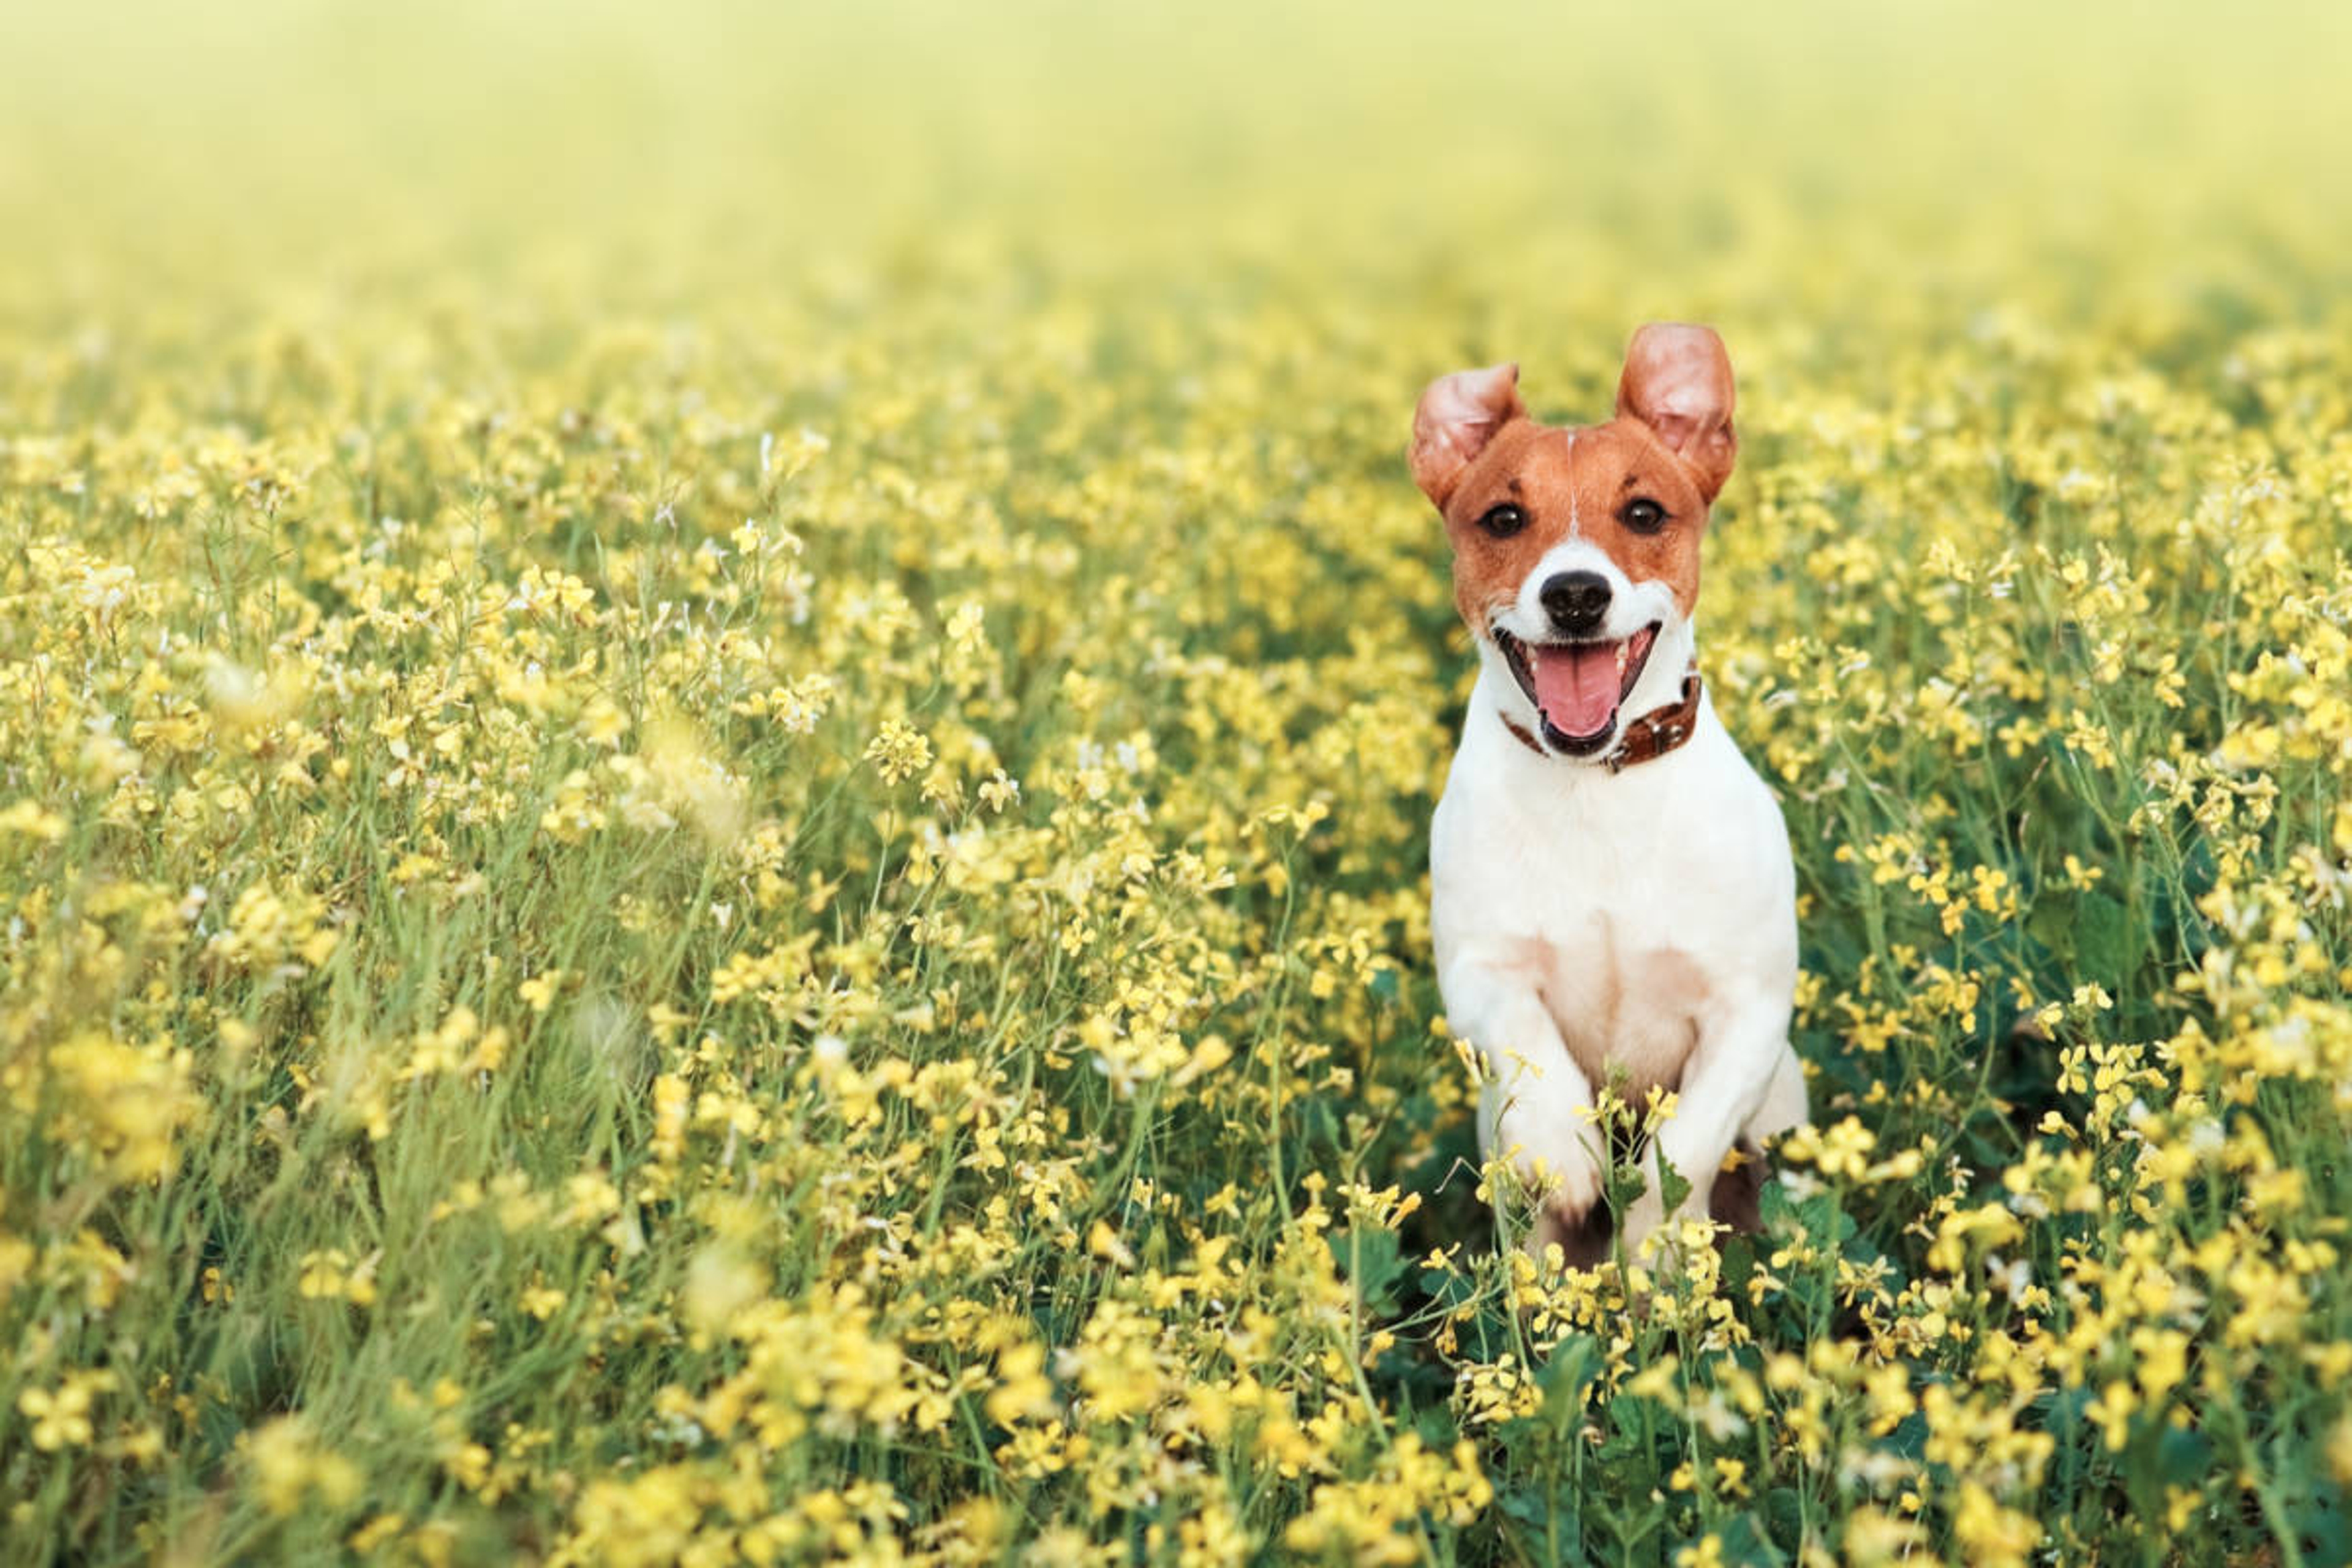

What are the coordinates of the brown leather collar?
(1499, 671, 1704, 772)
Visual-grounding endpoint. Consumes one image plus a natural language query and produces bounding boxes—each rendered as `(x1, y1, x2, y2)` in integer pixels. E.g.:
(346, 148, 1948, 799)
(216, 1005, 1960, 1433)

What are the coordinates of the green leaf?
(2156, 1426, 2211, 1488)
(2026, 888, 2080, 958)
(1537, 1333, 1602, 1430)
(2291, 1489, 2348, 1568)
(1332, 1224, 1406, 1314)
(2074, 888, 2135, 977)
(1716, 1511, 1787, 1566)
(1496, 1486, 1552, 1528)
(1657, 1154, 1694, 1216)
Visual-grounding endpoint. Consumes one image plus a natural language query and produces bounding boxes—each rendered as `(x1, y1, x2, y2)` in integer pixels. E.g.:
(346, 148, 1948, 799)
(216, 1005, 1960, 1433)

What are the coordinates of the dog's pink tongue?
(1531, 643, 1620, 736)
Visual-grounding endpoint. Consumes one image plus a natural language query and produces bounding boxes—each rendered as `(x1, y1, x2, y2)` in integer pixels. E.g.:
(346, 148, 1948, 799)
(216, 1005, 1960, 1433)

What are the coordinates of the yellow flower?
(18, 1377, 104, 1451)
(863, 718, 933, 785)
(246, 1415, 362, 1517)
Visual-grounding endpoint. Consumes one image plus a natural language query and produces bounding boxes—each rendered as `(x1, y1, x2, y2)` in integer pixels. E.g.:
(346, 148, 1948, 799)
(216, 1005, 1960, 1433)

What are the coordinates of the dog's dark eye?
(1619, 497, 1668, 534)
(1476, 503, 1528, 538)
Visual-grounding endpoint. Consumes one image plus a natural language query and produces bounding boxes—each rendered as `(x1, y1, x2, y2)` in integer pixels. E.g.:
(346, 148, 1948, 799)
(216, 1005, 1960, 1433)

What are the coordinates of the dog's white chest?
(1486, 913, 1717, 1101)
(1430, 674, 1796, 1103)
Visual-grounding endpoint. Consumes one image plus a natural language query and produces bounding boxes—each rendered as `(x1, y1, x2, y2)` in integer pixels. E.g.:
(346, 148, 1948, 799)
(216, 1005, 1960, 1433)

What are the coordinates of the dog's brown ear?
(1616, 324, 1736, 503)
(1411, 362, 1523, 507)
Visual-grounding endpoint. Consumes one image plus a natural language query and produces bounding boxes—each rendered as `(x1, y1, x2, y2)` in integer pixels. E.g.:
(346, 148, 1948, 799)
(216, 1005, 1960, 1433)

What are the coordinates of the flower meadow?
(5, 4, 2352, 1564)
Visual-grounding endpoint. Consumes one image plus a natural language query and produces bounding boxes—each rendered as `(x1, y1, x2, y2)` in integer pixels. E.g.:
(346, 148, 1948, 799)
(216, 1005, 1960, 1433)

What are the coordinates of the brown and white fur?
(1416, 325, 1806, 1266)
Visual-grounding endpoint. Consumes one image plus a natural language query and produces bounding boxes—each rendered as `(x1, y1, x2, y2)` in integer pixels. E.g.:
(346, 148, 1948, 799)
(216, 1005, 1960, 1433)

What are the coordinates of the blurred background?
(6, 0, 2349, 348)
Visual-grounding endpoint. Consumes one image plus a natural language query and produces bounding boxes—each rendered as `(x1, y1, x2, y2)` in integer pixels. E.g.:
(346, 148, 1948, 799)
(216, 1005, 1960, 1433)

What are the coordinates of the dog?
(1415, 324, 1807, 1268)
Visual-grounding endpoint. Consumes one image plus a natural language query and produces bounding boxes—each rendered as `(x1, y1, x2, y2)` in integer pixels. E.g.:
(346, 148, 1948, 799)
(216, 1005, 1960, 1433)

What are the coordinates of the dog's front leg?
(1623, 1000, 1791, 1256)
(1445, 960, 1605, 1248)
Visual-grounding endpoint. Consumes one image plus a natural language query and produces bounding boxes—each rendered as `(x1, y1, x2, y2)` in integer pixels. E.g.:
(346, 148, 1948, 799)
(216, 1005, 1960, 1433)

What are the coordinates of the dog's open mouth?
(1494, 623, 1660, 753)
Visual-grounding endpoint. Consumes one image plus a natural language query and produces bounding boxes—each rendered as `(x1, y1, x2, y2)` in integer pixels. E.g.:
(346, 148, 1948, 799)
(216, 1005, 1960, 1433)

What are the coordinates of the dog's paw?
(1495, 1105, 1604, 1218)
(1617, 1186, 1665, 1252)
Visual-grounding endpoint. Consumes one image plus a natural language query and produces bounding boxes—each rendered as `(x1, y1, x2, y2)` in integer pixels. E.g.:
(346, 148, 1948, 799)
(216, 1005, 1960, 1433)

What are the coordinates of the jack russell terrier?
(1416, 325, 1807, 1267)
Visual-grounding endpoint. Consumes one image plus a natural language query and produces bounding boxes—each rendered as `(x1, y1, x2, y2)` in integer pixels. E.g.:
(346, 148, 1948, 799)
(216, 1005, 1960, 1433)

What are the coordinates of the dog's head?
(1411, 324, 1736, 760)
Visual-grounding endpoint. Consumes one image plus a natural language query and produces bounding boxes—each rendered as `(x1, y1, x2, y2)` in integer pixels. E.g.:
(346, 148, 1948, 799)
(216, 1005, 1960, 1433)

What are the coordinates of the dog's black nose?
(1540, 570, 1611, 634)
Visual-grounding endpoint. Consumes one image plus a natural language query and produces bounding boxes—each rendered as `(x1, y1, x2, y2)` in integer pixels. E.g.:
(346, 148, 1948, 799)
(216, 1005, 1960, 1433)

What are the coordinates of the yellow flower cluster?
(4, 1, 2351, 1562)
